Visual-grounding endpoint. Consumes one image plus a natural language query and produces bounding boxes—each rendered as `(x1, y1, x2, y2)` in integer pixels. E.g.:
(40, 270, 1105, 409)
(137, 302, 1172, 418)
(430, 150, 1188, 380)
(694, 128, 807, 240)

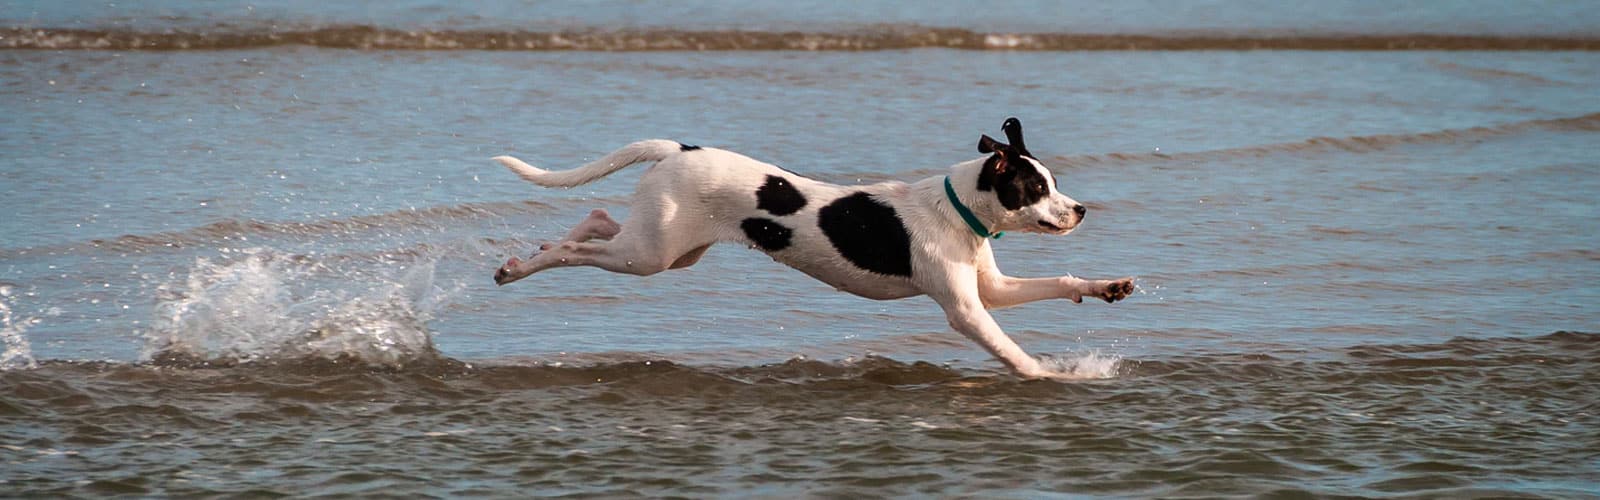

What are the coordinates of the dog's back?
(503, 142, 925, 300)
(649, 148, 925, 299)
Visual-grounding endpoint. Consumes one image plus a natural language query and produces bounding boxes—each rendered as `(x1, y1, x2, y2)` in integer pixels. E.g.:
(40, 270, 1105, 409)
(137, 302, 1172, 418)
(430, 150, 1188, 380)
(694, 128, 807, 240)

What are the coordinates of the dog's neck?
(916, 158, 1001, 245)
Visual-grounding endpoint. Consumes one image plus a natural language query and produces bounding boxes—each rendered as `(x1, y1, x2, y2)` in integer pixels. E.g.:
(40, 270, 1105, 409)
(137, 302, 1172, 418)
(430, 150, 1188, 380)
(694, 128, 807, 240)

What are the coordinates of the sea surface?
(3, 1, 1599, 497)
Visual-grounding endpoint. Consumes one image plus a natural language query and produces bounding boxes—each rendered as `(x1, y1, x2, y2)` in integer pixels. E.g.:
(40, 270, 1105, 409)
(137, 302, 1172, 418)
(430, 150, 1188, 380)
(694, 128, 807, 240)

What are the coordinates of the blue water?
(2, 2, 1598, 497)
(4, 48, 1595, 364)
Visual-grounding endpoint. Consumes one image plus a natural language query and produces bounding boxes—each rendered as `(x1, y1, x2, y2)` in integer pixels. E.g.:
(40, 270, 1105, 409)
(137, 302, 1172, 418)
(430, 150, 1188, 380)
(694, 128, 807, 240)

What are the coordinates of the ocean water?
(3, 2, 1599, 497)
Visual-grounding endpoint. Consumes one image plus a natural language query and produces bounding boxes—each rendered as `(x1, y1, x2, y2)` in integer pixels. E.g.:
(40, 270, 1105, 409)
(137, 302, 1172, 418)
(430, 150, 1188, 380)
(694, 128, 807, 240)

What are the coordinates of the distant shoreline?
(6, 27, 1599, 51)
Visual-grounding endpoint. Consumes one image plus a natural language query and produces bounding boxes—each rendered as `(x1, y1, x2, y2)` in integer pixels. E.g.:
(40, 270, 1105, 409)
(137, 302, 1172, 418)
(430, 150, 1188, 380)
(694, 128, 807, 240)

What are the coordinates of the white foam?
(143, 248, 459, 366)
(983, 34, 1035, 49)
(1036, 350, 1123, 380)
(0, 285, 39, 370)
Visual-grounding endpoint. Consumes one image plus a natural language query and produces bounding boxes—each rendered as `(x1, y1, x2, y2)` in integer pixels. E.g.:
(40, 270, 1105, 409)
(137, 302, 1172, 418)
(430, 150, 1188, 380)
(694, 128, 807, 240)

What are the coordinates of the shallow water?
(4, 332, 1598, 497)
(4, 2, 1600, 497)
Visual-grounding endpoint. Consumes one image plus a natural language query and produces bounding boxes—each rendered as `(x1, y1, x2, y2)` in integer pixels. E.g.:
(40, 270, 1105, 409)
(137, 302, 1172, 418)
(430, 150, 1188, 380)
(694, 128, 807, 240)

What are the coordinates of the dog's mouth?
(1034, 219, 1077, 235)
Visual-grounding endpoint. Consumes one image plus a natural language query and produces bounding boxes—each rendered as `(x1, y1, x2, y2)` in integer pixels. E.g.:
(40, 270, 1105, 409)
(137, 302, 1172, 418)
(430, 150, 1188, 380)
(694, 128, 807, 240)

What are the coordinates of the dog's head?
(975, 117, 1085, 235)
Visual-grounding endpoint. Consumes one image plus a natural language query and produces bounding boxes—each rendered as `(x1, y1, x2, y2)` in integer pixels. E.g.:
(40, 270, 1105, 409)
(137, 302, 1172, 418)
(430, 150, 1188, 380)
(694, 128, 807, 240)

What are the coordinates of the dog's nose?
(1073, 204, 1087, 218)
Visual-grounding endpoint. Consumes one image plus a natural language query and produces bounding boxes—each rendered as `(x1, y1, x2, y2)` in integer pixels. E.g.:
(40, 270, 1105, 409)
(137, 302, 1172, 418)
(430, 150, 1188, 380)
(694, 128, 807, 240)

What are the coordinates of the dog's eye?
(1032, 182, 1046, 193)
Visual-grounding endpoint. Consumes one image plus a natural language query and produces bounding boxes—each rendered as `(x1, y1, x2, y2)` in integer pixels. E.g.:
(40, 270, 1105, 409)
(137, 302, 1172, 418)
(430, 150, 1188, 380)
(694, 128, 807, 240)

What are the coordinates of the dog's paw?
(1015, 366, 1100, 381)
(1012, 367, 1055, 380)
(1099, 277, 1134, 303)
(493, 257, 520, 286)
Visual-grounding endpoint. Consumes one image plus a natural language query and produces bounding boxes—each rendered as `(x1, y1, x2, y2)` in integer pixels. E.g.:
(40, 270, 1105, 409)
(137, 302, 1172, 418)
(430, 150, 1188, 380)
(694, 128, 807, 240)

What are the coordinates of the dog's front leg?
(974, 248, 1133, 308)
(928, 268, 1049, 379)
(1061, 276, 1135, 304)
(979, 274, 1135, 308)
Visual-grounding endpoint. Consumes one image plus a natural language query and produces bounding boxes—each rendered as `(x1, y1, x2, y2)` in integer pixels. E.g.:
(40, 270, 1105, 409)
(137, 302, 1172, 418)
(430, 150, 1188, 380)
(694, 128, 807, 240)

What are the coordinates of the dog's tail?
(493, 139, 683, 188)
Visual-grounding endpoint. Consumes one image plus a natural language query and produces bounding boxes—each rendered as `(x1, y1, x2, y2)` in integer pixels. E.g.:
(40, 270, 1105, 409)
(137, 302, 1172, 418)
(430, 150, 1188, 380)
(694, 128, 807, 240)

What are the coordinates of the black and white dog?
(493, 118, 1132, 379)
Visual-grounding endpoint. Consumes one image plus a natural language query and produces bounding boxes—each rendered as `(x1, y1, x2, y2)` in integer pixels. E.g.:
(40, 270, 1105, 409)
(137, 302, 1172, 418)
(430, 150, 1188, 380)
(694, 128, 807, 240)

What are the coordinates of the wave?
(1428, 60, 1574, 86)
(878, 112, 1600, 179)
(101, 200, 550, 250)
(8, 112, 1592, 261)
(2, 331, 1592, 397)
(1046, 112, 1600, 169)
(0, 199, 550, 258)
(5, 332, 1594, 498)
(1134, 331, 1600, 383)
(4, 26, 1598, 51)
(5, 113, 1594, 260)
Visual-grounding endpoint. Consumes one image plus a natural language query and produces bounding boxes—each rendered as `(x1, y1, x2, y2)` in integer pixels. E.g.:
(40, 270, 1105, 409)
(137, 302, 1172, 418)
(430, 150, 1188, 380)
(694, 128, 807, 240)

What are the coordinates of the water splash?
(1036, 350, 1123, 380)
(0, 285, 40, 370)
(144, 248, 458, 367)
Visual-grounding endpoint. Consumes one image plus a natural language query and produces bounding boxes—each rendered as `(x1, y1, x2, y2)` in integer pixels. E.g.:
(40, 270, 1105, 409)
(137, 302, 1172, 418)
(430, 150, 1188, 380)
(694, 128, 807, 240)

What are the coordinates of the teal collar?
(944, 176, 1002, 240)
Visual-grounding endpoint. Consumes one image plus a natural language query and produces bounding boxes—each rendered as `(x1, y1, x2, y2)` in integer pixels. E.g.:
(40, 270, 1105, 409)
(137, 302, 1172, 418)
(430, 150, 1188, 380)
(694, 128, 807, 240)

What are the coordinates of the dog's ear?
(977, 134, 1005, 154)
(977, 152, 1010, 191)
(978, 135, 1011, 173)
(977, 138, 1011, 192)
(1001, 117, 1031, 157)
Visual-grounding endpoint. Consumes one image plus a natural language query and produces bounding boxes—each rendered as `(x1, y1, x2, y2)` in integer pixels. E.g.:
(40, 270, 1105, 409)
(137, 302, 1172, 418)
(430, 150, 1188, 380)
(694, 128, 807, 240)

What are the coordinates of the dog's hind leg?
(568, 209, 623, 241)
(496, 238, 659, 284)
(501, 229, 708, 282)
(538, 209, 623, 251)
(495, 191, 720, 284)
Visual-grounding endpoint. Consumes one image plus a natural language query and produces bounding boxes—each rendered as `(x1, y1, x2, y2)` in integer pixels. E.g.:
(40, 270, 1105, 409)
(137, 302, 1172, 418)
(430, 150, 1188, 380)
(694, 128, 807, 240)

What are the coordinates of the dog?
(491, 118, 1133, 379)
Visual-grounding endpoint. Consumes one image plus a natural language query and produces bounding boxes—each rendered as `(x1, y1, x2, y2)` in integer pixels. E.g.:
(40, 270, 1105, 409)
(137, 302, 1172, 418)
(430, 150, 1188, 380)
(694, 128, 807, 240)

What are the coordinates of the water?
(3, 2, 1599, 497)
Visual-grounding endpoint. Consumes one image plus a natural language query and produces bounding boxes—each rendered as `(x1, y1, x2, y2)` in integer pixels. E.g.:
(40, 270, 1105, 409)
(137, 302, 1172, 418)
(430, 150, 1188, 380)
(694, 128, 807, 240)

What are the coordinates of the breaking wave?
(4, 26, 1597, 51)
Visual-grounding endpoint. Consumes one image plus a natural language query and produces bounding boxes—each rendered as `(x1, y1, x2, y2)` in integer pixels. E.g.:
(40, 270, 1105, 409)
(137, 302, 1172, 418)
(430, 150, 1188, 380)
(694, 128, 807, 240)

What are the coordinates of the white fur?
(492, 141, 1133, 379)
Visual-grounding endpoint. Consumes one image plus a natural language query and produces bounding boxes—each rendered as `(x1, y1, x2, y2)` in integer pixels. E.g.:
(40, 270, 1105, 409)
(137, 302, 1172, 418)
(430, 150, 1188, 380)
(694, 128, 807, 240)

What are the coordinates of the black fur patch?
(755, 175, 806, 216)
(741, 218, 793, 252)
(818, 193, 912, 277)
(679, 143, 702, 152)
(975, 118, 1051, 210)
(977, 153, 1052, 210)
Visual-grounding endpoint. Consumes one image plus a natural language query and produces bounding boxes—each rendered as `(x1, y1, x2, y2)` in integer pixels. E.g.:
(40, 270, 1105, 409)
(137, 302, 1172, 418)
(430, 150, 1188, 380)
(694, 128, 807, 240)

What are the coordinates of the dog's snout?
(1072, 204, 1086, 218)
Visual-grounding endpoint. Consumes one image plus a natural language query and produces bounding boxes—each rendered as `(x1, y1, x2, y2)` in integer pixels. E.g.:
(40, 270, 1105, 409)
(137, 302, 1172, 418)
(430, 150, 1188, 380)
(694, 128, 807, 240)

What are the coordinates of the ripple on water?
(0, 332, 1595, 496)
